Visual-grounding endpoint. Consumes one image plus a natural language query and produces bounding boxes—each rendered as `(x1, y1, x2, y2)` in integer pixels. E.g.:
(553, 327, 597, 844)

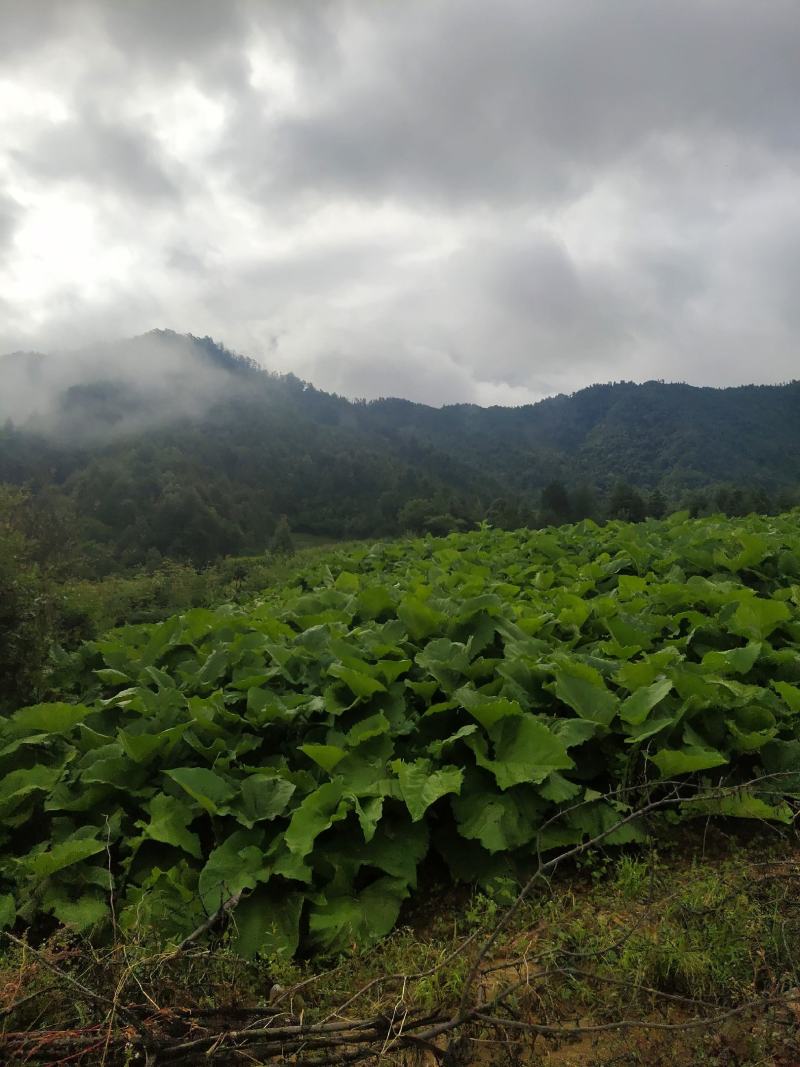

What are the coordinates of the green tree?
(398, 498, 432, 534)
(540, 481, 571, 525)
(685, 490, 709, 519)
(271, 514, 295, 556)
(608, 483, 646, 523)
(424, 512, 465, 536)
(0, 487, 52, 711)
(571, 484, 598, 522)
(646, 488, 667, 519)
(486, 497, 521, 530)
(748, 486, 772, 515)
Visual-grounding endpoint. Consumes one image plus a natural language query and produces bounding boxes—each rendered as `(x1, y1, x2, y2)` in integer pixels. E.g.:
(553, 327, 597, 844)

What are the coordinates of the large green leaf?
(300, 744, 348, 773)
(198, 831, 270, 912)
(398, 595, 445, 640)
(455, 687, 523, 730)
(196, 648, 230, 686)
(21, 836, 106, 880)
(452, 789, 540, 852)
(700, 642, 762, 675)
(390, 759, 463, 821)
(166, 767, 236, 815)
(232, 886, 304, 959)
(232, 775, 296, 828)
(284, 782, 349, 858)
(327, 664, 386, 698)
(553, 663, 618, 725)
(118, 723, 189, 763)
(649, 746, 728, 777)
(344, 818, 429, 885)
(472, 715, 574, 789)
(0, 894, 15, 931)
(558, 800, 647, 847)
(538, 772, 581, 802)
(727, 597, 790, 640)
(772, 681, 800, 713)
(686, 790, 793, 823)
(11, 703, 93, 736)
(0, 764, 63, 816)
(713, 533, 770, 573)
(620, 677, 673, 725)
(47, 893, 109, 932)
(418, 640, 472, 694)
(357, 585, 396, 619)
(346, 712, 391, 747)
(308, 876, 408, 953)
(353, 795, 384, 842)
(138, 794, 202, 858)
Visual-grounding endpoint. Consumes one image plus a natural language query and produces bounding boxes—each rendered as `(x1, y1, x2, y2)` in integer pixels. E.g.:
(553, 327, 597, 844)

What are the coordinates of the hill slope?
(1, 331, 799, 564)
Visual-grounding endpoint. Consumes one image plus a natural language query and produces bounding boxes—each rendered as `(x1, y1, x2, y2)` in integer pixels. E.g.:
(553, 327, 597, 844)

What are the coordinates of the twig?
(171, 889, 244, 954)
(0, 983, 57, 1019)
(2, 932, 123, 1016)
(474, 988, 800, 1034)
(457, 772, 798, 1019)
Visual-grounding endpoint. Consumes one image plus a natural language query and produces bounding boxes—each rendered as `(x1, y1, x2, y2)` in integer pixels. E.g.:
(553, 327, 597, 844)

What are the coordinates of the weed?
(613, 853, 653, 900)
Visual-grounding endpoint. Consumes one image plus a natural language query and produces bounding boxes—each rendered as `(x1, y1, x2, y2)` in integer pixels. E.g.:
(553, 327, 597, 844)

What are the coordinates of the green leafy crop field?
(2, 512, 800, 959)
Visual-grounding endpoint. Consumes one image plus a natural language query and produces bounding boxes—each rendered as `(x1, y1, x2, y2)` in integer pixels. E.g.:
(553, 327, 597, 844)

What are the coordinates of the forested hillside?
(2, 331, 799, 568)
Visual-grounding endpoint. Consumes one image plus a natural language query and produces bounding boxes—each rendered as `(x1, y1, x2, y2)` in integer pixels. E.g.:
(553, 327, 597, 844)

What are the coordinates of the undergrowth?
(3, 827, 800, 1065)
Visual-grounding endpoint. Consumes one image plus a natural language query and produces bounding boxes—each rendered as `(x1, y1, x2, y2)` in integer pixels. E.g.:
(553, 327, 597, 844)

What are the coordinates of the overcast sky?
(1, 0, 799, 406)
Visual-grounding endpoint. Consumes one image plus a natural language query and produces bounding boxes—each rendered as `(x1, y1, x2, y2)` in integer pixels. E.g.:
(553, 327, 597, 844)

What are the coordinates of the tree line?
(2, 473, 798, 713)
(3, 343, 800, 570)
(396, 479, 799, 535)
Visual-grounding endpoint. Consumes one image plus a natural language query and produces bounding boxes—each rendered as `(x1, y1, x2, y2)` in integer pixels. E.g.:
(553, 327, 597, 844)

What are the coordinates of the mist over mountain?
(3, 2, 800, 572)
(0, 331, 257, 440)
(2, 331, 799, 567)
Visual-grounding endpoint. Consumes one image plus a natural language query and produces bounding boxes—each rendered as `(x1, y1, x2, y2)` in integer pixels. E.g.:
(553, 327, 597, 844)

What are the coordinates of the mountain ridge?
(1, 332, 799, 566)
(3, 328, 797, 415)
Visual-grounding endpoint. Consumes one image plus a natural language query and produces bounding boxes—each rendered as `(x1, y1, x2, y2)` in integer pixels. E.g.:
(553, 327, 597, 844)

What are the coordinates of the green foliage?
(270, 515, 295, 557)
(55, 561, 208, 643)
(540, 480, 572, 525)
(1, 512, 800, 959)
(51, 544, 352, 651)
(608, 482, 647, 523)
(0, 487, 52, 711)
(5, 339, 800, 566)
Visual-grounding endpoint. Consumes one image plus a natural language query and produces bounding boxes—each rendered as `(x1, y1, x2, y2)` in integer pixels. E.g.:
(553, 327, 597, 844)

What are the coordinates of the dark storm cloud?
(1, 0, 799, 404)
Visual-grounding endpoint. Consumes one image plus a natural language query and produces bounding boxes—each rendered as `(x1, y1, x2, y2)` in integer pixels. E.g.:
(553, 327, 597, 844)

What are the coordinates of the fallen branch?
(3, 773, 799, 1064)
(171, 889, 244, 955)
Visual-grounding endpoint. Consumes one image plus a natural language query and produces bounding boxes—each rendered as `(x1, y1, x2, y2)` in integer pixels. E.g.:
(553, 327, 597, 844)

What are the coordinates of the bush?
(0, 488, 51, 711)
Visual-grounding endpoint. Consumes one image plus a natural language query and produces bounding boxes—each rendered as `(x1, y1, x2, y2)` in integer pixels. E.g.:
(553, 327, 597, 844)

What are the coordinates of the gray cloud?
(252, 1, 800, 206)
(1, 0, 799, 405)
(15, 109, 180, 201)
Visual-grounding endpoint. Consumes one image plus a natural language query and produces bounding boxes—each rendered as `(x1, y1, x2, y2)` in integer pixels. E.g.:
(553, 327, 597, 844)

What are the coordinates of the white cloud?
(1, 0, 799, 404)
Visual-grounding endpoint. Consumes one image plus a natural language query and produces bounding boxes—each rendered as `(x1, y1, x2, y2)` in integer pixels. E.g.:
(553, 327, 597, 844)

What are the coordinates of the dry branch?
(3, 773, 799, 1064)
